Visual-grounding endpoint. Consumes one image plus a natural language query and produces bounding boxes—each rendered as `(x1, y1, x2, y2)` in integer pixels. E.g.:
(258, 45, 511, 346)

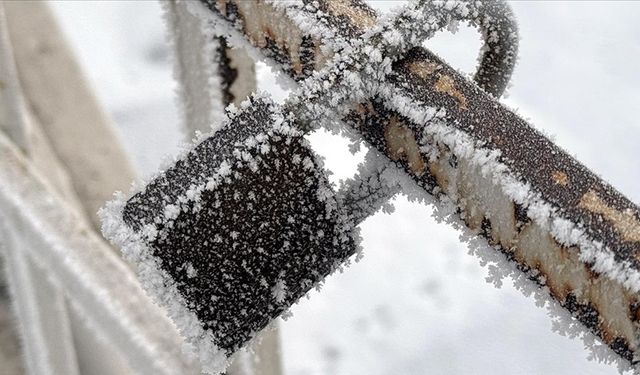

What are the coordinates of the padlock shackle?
(280, 0, 518, 134)
(276, 0, 519, 226)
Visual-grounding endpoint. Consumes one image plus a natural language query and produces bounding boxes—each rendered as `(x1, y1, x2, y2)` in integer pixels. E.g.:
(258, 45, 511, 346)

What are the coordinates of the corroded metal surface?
(390, 48, 640, 265)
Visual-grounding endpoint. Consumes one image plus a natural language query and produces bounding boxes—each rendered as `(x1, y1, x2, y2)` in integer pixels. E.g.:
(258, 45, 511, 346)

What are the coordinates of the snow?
(272, 280, 288, 304)
(337, 149, 401, 225)
(49, 1, 640, 375)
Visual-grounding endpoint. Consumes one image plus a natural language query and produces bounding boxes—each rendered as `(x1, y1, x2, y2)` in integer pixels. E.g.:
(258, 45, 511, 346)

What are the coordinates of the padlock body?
(121, 97, 356, 354)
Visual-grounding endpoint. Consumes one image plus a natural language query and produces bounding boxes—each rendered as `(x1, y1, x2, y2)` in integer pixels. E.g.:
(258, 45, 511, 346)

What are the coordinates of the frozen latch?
(100, 1, 534, 374)
(110, 96, 357, 362)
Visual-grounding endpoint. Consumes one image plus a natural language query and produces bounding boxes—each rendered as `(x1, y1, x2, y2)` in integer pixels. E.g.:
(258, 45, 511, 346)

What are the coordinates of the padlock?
(101, 95, 362, 370)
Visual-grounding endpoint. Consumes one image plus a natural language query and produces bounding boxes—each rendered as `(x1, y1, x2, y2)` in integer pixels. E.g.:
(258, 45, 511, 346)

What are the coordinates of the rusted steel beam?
(198, 0, 640, 367)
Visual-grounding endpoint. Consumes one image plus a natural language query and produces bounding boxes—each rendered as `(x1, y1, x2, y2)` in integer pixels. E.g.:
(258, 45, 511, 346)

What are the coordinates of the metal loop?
(426, 0, 519, 98)
(469, 0, 519, 97)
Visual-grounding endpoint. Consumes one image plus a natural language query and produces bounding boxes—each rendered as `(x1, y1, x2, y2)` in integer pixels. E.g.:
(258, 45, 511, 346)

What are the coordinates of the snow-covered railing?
(169, 0, 640, 370)
(0, 132, 201, 375)
(0, 2, 202, 374)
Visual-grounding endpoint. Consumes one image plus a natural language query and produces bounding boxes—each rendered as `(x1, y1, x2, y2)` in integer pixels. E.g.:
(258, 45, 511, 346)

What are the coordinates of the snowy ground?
(49, 1, 640, 374)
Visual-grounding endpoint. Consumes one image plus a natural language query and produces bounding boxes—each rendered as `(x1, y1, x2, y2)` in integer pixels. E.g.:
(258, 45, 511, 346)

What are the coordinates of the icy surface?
(51, 1, 640, 374)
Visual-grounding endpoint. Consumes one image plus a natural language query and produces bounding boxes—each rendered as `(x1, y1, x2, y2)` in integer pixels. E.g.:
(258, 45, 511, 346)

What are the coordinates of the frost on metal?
(369, 48, 640, 367)
(161, 0, 226, 136)
(186, 0, 640, 370)
(101, 96, 358, 373)
(96, 0, 640, 371)
(162, 0, 257, 138)
(0, 132, 200, 375)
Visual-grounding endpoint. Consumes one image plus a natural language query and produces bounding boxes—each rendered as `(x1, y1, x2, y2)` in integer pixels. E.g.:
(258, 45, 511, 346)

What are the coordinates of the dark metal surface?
(201, 0, 639, 268)
(123, 98, 356, 353)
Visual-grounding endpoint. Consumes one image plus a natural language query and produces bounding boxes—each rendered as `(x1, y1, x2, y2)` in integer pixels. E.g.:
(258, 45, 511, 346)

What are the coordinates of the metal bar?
(1, 232, 80, 375)
(0, 3, 28, 153)
(3, 0, 137, 231)
(194, 0, 640, 367)
(0, 4, 81, 374)
(163, 0, 228, 136)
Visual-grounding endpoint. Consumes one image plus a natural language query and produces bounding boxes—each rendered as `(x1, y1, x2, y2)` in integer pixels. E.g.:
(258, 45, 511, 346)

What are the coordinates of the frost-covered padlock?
(101, 95, 365, 372)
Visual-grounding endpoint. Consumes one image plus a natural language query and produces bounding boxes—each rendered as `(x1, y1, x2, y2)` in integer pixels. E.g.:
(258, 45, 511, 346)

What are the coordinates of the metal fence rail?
(0, 2, 200, 374)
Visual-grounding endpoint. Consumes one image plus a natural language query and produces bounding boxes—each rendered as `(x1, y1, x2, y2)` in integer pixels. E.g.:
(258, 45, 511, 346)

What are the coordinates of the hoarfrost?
(272, 280, 287, 304)
(185, 263, 197, 279)
(111, 0, 633, 372)
(375, 79, 640, 370)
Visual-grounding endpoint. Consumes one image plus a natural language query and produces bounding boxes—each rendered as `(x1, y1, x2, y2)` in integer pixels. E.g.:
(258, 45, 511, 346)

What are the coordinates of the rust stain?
(262, 26, 275, 42)
(384, 116, 426, 176)
(552, 170, 569, 186)
(584, 262, 600, 281)
(428, 160, 449, 192)
(314, 40, 333, 71)
(557, 243, 571, 260)
(631, 301, 640, 322)
(561, 284, 574, 303)
(353, 102, 376, 128)
(546, 276, 566, 302)
(578, 190, 640, 243)
(355, 102, 369, 115)
(234, 0, 310, 75)
(408, 61, 441, 80)
(434, 75, 468, 110)
(282, 34, 304, 74)
(216, 0, 227, 15)
(534, 259, 565, 303)
(352, 101, 374, 124)
(600, 324, 614, 344)
(327, 0, 377, 30)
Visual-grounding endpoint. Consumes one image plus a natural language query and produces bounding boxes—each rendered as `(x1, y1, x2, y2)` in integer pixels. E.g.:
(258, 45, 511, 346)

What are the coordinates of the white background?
(50, 1, 640, 374)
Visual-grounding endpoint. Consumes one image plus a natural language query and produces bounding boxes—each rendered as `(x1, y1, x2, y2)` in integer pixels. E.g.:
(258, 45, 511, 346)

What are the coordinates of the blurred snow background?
(48, 1, 639, 374)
